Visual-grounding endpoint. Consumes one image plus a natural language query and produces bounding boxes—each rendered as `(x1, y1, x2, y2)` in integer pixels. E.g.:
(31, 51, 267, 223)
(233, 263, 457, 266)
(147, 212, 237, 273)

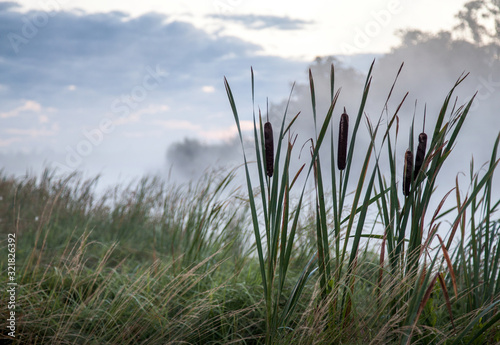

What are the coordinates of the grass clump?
(225, 61, 500, 344)
(0, 60, 499, 344)
(0, 169, 271, 344)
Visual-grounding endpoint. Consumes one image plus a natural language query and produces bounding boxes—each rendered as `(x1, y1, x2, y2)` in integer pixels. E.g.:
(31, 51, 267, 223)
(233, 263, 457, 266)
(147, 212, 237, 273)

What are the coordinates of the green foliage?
(226, 60, 500, 344)
(1, 59, 500, 344)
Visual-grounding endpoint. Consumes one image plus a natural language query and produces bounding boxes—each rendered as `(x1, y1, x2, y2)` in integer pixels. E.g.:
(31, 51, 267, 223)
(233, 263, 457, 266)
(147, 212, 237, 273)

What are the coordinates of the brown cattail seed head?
(337, 108, 349, 170)
(264, 121, 274, 177)
(403, 149, 413, 197)
(413, 133, 427, 179)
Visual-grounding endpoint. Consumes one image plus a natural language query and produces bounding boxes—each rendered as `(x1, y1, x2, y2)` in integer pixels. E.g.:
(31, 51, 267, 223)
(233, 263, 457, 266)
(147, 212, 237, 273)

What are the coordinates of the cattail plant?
(337, 108, 349, 170)
(226, 64, 500, 345)
(225, 68, 333, 344)
(264, 121, 274, 177)
(403, 149, 413, 196)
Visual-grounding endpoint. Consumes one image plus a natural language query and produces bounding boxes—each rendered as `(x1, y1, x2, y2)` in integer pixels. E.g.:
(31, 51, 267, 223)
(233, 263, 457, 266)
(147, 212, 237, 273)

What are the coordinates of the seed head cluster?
(403, 131, 428, 197)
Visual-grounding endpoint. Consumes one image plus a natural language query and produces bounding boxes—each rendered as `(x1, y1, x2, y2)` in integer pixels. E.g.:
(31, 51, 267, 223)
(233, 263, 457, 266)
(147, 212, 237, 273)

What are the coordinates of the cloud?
(154, 119, 253, 141)
(0, 100, 42, 119)
(0, 137, 21, 147)
(154, 120, 200, 131)
(113, 104, 170, 125)
(0, 2, 19, 12)
(6, 123, 59, 137)
(198, 120, 253, 140)
(0, 5, 304, 125)
(0, 7, 265, 105)
(210, 14, 313, 30)
(202, 85, 215, 93)
(122, 130, 162, 138)
(39, 115, 49, 123)
(0, 5, 308, 181)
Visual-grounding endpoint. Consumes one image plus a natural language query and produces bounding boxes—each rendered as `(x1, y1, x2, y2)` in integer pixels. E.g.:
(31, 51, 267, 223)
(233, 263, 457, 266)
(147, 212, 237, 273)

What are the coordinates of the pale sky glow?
(15, 0, 468, 60)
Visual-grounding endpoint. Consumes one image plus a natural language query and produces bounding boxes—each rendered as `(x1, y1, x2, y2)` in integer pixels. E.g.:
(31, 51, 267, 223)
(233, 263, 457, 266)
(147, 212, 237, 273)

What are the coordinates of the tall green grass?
(0, 169, 273, 344)
(225, 61, 500, 344)
(0, 60, 499, 344)
(225, 67, 329, 343)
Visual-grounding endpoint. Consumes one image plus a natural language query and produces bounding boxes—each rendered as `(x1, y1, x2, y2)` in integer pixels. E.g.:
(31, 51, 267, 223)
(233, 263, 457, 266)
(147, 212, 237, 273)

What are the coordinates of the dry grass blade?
(437, 272, 456, 333)
(290, 163, 305, 190)
(264, 121, 274, 177)
(429, 188, 455, 231)
(343, 255, 359, 329)
(378, 230, 387, 306)
(437, 234, 458, 297)
(406, 273, 438, 345)
(338, 108, 349, 170)
(446, 197, 468, 249)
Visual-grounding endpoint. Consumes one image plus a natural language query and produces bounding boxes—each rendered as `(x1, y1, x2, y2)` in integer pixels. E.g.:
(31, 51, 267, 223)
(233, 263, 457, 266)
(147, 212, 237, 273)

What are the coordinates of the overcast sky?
(0, 0, 483, 188)
(12, 0, 469, 59)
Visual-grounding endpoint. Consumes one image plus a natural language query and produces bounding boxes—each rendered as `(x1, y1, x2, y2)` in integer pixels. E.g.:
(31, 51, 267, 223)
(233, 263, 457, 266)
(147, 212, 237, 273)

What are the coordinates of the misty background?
(1, 0, 499, 200)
